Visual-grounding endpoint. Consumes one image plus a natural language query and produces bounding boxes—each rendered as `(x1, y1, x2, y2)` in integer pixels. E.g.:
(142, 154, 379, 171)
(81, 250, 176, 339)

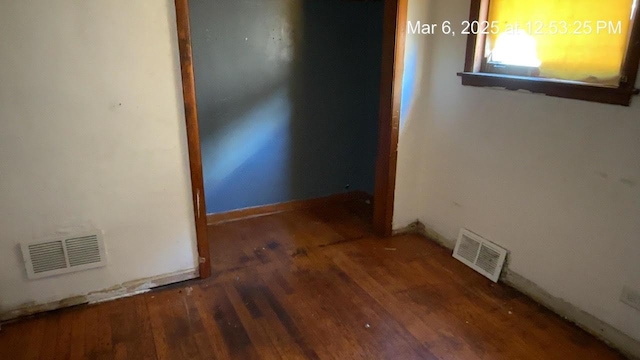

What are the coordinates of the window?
(459, 0, 640, 105)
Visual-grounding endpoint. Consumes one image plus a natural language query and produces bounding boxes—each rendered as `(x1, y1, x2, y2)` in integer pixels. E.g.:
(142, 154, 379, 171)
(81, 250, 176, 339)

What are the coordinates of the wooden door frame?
(373, 0, 408, 237)
(173, 0, 407, 279)
(174, 0, 210, 278)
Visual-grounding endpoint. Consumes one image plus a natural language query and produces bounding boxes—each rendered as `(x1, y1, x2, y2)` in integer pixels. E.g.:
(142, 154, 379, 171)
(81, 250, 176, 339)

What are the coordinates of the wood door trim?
(373, 0, 408, 236)
(174, 0, 211, 279)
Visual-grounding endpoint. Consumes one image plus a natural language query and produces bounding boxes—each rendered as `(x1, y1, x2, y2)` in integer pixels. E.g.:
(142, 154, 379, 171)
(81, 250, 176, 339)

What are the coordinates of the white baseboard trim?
(395, 220, 640, 360)
(1, 268, 198, 323)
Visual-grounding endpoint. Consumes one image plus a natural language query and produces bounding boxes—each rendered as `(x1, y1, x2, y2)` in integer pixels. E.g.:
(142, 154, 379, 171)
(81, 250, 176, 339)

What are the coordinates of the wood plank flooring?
(0, 198, 625, 359)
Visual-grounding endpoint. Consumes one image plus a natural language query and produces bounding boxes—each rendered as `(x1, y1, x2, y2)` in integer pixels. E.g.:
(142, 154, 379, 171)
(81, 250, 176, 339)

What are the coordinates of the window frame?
(458, 0, 640, 106)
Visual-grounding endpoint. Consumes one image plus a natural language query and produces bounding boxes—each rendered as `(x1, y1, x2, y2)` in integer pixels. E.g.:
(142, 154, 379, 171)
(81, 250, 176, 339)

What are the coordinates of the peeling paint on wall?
(1, 268, 197, 323)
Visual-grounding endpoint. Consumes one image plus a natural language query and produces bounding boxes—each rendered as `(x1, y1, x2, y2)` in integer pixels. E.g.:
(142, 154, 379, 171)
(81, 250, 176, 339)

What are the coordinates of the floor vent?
(453, 229, 507, 282)
(21, 232, 107, 279)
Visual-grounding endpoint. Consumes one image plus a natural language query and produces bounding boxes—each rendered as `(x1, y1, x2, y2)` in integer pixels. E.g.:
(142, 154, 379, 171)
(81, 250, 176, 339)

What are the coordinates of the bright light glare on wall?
(491, 30, 542, 67)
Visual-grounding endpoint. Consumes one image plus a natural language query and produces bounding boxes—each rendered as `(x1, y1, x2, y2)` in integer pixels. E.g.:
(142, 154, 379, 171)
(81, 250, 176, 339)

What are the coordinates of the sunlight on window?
(490, 30, 541, 67)
(487, 0, 634, 83)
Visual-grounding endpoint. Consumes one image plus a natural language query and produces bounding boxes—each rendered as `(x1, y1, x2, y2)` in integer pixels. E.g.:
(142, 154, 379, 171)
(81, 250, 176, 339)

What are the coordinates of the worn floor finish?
(0, 199, 625, 359)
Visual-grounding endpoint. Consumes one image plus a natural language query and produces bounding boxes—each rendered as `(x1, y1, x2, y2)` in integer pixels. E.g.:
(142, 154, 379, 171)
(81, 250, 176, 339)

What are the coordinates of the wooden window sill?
(457, 72, 639, 106)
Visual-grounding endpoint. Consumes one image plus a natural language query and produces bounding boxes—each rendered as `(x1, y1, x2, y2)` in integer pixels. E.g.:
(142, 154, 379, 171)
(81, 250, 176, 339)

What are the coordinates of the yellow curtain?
(488, 0, 635, 85)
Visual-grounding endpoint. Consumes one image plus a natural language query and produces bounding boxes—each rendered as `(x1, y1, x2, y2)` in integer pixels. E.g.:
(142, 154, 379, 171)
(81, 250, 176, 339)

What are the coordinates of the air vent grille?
(29, 241, 67, 273)
(453, 229, 507, 283)
(457, 235, 481, 263)
(476, 244, 500, 274)
(66, 235, 101, 267)
(21, 231, 106, 279)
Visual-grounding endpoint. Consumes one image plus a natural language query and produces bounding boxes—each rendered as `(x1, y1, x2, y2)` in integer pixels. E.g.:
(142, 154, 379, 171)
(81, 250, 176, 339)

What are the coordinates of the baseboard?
(0, 268, 198, 323)
(395, 220, 640, 360)
(207, 191, 372, 225)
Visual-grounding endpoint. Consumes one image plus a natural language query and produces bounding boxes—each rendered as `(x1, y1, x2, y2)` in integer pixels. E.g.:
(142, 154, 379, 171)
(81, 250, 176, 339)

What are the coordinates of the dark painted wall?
(189, 0, 383, 213)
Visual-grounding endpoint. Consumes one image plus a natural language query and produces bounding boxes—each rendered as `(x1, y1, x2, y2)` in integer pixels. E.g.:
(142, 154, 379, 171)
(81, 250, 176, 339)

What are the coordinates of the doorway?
(173, 0, 407, 278)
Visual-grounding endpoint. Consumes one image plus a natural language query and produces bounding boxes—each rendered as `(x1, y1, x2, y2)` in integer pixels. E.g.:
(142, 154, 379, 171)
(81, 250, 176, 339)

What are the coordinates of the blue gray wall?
(189, 0, 384, 213)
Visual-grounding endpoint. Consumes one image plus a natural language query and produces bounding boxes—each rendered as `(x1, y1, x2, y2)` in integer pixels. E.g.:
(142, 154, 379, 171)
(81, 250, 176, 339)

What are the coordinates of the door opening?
(173, 0, 407, 279)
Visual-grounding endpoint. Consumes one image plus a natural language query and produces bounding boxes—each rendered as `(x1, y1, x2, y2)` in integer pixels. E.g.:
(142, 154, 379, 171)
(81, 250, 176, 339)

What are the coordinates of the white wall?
(0, 0, 198, 313)
(396, 0, 640, 346)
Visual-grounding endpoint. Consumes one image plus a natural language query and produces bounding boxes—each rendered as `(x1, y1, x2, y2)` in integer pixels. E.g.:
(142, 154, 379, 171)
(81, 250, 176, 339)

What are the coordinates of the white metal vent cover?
(21, 231, 107, 279)
(453, 229, 507, 282)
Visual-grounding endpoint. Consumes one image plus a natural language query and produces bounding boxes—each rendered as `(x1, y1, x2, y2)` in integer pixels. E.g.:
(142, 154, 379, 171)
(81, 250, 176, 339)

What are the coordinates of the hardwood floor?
(0, 198, 625, 359)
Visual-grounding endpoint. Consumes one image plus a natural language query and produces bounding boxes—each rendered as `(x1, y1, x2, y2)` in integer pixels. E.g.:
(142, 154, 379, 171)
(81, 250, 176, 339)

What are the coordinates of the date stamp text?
(408, 20, 624, 36)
